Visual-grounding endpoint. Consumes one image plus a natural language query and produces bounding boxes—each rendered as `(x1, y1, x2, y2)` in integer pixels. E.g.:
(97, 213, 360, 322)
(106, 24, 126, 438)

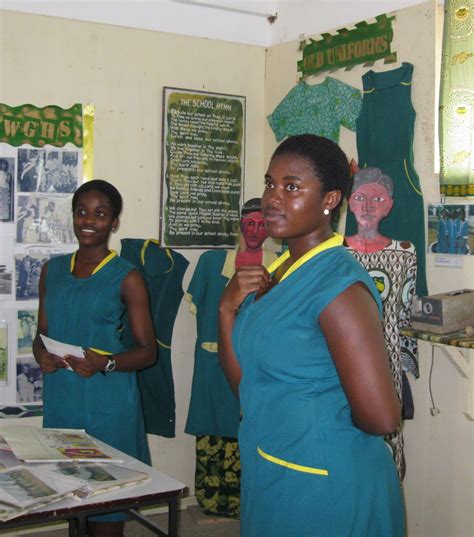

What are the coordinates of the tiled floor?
(1, 506, 240, 537)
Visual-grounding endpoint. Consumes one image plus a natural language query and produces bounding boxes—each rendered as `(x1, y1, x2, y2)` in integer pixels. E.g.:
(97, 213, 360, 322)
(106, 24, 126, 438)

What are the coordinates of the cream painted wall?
(1, 3, 473, 536)
(0, 9, 267, 496)
(265, 2, 474, 536)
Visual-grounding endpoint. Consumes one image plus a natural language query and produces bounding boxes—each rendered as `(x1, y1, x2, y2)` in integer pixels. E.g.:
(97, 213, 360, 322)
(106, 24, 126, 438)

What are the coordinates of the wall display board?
(298, 14, 397, 79)
(0, 103, 93, 417)
(160, 88, 245, 248)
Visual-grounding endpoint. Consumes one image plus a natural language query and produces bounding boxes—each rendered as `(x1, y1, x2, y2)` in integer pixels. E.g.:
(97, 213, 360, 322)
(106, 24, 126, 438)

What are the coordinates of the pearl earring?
(323, 209, 330, 215)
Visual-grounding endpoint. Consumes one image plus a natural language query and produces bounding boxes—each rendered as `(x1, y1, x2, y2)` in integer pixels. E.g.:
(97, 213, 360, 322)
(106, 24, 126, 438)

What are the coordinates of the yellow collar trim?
(266, 233, 344, 284)
(140, 239, 174, 273)
(221, 248, 238, 279)
(70, 250, 118, 275)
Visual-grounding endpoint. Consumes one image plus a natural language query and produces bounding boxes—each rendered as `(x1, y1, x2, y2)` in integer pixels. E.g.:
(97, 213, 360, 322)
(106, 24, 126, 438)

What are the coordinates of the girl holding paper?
(33, 179, 156, 537)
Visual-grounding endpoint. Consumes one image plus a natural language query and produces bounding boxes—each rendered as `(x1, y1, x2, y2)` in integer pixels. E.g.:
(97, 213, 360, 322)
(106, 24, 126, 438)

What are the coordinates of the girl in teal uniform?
(219, 135, 405, 536)
(33, 180, 156, 537)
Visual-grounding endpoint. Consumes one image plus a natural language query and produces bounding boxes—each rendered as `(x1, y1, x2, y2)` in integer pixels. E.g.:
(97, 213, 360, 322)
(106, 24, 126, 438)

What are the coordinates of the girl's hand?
(65, 349, 107, 378)
(220, 265, 270, 313)
(37, 349, 67, 373)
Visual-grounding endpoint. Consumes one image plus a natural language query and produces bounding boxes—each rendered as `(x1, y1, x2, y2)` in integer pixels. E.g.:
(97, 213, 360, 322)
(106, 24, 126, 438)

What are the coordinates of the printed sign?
(298, 14, 397, 79)
(0, 104, 83, 148)
(161, 88, 245, 248)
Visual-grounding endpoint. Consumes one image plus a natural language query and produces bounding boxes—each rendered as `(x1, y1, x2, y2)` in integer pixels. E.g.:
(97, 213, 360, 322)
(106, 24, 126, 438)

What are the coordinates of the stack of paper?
(0, 465, 83, 521)
(0, 426, 151, 522)
(1, 426, 123, 464)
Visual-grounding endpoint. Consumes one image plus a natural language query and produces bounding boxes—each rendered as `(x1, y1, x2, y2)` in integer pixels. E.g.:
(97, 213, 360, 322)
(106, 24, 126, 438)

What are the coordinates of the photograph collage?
(0, 143, 81, 410)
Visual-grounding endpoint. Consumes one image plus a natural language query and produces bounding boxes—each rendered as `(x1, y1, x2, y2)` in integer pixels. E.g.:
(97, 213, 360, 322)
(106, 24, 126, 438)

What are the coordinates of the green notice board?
(160, 88, 245, 248)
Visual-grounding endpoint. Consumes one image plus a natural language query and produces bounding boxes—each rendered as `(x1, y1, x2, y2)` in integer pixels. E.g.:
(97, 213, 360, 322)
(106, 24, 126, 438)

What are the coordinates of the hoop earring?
(323, 209, 330, 216)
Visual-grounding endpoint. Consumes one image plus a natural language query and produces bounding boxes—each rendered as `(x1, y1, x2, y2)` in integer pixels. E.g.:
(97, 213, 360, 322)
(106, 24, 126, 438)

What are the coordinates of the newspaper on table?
(0, 464, 84, 521)
(48, 462, 150, 499)
(1, 426, 123, 464)
(0, 436, 22, 470)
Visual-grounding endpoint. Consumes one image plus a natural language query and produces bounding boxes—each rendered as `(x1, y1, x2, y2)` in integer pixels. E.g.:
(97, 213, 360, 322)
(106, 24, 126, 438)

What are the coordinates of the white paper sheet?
(40, 334, 84, 359)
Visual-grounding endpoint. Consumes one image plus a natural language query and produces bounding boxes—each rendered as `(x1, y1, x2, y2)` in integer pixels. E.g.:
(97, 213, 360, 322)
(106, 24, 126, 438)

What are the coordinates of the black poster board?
(160, 88, 246, 248)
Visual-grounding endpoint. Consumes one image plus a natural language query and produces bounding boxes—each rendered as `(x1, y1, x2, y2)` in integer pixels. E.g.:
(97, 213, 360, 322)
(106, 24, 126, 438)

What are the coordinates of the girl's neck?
(286, 228, 334, 264)
(76, 245, 111, 265)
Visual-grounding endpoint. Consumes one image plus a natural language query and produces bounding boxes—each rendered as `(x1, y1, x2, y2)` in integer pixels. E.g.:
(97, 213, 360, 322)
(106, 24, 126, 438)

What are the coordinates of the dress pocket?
(257, 446, 329, 476)
(403, 158, 423, 196)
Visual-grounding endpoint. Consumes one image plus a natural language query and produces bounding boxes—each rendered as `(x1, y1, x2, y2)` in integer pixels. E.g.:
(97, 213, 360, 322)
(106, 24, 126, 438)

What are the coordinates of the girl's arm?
(319, 281, 401, 435)
(218, 265, 270, 396)
(33, 262, 68, 372)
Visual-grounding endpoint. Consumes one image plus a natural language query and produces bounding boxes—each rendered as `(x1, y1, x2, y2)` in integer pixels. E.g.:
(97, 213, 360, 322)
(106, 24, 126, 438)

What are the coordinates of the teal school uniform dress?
(184, 248, 277, 518)
(233, 234, 405, 537)
(346, 62, 428, 297)
(42, 251, 150, 463)
(120, 238, 189, 438)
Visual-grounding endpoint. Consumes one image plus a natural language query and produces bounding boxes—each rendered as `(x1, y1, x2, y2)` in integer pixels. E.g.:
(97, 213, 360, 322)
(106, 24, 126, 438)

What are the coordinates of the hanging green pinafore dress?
(345, 62, 428, 297)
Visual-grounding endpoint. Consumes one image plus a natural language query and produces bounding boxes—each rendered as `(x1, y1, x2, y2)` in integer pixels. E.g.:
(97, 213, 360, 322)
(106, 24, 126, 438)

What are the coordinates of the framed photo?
(160, 87, 246, 248)
(0, 322, 7, 384)
(16, 356, 42, 404)
(0, 237, 14, 300)
(17, 310, 38, 355)
(16, 195, 75, 245)
(427, 203, 473, 255)
(0, 156, 15, 222)
(15, 252, 52, 301)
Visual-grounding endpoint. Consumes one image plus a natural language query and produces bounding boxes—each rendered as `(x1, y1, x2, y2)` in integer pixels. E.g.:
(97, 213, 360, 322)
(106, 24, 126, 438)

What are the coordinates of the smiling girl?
(33, 180, 156, 537)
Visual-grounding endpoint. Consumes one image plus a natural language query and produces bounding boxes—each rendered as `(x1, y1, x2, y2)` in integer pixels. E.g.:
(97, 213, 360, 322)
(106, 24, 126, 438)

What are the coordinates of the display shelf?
(401, 327, 474, 421)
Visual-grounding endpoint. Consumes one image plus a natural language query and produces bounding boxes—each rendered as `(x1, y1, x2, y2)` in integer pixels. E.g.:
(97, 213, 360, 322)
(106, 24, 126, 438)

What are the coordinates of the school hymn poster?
(160, 87, 245, 248)
(0, 103, 93, 415)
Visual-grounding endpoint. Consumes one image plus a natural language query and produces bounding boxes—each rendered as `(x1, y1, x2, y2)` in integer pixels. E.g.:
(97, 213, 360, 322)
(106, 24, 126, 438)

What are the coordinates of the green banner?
(161, 88, 245, 248)
(298, 14, 397, 79)
(0, 103, 83, 147)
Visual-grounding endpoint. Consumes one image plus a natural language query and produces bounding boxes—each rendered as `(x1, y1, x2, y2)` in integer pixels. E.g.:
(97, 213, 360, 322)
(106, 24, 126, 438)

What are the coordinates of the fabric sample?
(267, 77, 362, 142)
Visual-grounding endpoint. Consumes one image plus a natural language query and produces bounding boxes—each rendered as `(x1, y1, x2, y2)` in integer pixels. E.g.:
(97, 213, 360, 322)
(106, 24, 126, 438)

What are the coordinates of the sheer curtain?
(439, 0, 474, 196)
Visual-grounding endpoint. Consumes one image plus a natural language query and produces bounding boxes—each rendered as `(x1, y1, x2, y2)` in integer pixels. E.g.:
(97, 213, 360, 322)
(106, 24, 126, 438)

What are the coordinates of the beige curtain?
(439, 0, 474, 196)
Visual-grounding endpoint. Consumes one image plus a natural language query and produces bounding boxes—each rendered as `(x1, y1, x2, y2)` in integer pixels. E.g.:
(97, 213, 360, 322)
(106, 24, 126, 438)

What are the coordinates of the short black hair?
(241, 198, 261, 217)
(271, 134, 351, 212)
(72, 179, 123, 218)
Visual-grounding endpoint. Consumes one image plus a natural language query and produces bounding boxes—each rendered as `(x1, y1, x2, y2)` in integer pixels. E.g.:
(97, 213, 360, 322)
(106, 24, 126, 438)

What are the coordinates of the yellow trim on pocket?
(157, 338, 171, 350)
(403, 159, 423, 196)
(201, 342, 218, 353)
(257, 446, 329, 476)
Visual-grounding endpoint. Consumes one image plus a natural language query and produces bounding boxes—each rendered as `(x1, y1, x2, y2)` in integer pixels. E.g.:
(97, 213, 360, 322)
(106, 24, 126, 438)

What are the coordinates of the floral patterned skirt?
(195, 435, 240, 518)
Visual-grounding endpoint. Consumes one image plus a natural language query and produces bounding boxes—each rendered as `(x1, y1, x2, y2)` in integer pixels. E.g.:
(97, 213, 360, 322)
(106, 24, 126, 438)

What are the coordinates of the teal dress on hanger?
(120, 238, 189, 439)
(345, 62, 428, 297)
